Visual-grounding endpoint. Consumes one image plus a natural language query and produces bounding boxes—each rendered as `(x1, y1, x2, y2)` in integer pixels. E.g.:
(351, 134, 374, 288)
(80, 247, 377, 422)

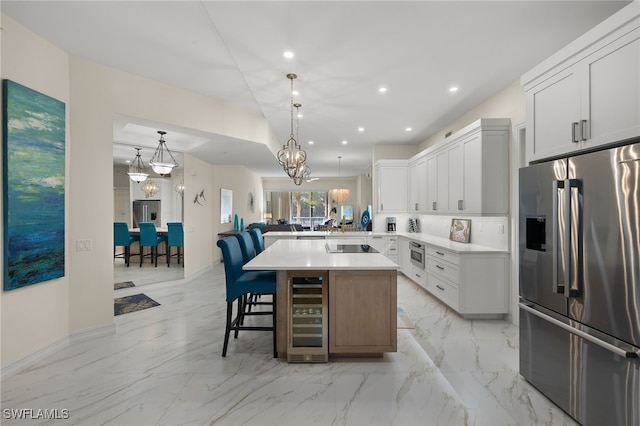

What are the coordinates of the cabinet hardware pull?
(432, 201, 437, 211)
(458, 200, 463, 210)
(436, 285, 445, 291)
(580, 119, 588, 141)
(571, 122, 580, 143)
(415, 273, 421, 278)
(436, 265, 445, 270)
(380, 203, 383, 211)
(435, 251, 444, 256)
(415, 203, 418, 211)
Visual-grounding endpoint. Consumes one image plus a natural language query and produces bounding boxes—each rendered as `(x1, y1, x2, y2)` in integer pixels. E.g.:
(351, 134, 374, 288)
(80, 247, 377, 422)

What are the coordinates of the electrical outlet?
(497, 224, 505, 234)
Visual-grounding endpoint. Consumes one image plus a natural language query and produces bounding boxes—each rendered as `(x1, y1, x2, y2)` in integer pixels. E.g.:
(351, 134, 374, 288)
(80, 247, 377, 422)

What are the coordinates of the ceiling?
(2, 1, 630, 178)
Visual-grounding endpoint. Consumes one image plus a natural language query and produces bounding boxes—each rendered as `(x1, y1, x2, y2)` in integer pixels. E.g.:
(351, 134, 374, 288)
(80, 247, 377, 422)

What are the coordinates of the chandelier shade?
(330, 156, 350, 203)
(329, 188, 350, 204)
(277, 74, 307, 179)
(127, 148, 149, 183)
(149, 130, 178, 176)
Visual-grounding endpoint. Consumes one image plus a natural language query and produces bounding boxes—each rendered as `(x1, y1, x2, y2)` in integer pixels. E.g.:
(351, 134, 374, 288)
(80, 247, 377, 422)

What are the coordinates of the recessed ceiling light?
(308, 140, 314, 145)
(297, 113, 303, 118)
(378, 87, 387, 93)
(449, 86, 459, 92)
(342, 140, 348, 145)
(358, 127, 365, 132)
(292, 90, 299, 96)
(405, 127, 413, 132)
(283, 51, 294, 59)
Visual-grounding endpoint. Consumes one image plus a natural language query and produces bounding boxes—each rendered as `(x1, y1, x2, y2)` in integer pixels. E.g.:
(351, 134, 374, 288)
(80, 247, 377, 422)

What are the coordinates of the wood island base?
(276, 269, 397, 360)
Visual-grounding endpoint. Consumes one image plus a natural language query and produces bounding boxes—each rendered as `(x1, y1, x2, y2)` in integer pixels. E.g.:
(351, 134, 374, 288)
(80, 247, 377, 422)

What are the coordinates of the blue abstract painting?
(3, 80, 66, 291)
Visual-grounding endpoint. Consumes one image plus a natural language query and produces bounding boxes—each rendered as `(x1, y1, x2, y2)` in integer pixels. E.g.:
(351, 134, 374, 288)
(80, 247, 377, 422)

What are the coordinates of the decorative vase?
(240, 218, 244, 231)
(233, 214, 239, 232)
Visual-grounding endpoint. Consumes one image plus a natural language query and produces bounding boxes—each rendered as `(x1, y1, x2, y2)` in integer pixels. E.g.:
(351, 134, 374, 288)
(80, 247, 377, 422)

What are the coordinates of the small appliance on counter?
(408, 218, 419, 233)
(386, 217, 396, 233)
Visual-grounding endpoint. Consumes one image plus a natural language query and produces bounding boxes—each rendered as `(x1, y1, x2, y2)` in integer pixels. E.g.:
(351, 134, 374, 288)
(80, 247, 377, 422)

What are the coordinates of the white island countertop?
(244, 238, 399, 271)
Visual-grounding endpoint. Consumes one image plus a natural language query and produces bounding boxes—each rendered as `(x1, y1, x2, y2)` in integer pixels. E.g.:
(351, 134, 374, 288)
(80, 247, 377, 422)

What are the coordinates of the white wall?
(212, 165, 264, 261)
(0, 16, 71, 366)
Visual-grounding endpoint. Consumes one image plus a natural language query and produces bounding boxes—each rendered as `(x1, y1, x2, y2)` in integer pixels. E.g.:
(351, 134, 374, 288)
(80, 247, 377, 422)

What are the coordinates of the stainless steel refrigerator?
(132, 200, 160, 228)
(519, 141, 640, 426)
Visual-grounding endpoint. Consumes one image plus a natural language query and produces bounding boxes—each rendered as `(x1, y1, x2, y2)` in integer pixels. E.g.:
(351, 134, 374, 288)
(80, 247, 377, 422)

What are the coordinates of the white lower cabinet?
(399, 236, 509, 318)
(367, 235, 398, 263)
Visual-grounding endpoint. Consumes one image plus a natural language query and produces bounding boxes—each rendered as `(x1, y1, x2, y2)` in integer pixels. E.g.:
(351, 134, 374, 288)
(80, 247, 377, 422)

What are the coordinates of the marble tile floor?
(114, 255, 184, 288)
(1, 263, 579, 426)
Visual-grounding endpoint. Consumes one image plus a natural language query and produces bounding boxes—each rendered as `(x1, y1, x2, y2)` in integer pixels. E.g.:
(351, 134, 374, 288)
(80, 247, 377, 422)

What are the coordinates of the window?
(291, 191, 328, 229)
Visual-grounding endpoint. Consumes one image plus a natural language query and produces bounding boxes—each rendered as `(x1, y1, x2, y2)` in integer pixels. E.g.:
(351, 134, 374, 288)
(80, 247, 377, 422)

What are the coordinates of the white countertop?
(244, 239, 399, 271)
(263, 231, 391, 238)
(397, 232, 509, 254)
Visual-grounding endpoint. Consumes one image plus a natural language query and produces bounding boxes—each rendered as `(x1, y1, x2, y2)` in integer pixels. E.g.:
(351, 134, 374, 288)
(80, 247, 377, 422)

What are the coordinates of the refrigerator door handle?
(552, 180, 566, 295)
(567, 179, 581, 298)
(519, 303, 640, 359)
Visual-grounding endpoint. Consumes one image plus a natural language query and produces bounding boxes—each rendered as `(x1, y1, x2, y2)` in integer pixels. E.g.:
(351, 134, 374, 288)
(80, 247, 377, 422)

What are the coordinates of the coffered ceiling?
(2, 1, 630, 178)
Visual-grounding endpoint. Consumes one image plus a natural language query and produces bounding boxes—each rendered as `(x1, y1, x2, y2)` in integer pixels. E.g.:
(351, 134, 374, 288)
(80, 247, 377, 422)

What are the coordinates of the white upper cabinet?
(522, 3, 640, 163)
(407, 156, 427, 213)
(417, 119, 510, 215)
(375, 160, 408, 213)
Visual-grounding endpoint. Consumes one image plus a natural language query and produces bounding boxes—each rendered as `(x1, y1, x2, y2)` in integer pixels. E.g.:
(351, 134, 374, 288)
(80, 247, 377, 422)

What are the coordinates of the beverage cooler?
(287, 272, 328, 363)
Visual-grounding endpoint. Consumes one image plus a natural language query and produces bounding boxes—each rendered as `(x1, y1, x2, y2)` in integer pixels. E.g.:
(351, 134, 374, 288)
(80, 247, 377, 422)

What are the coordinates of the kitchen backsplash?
(373, 213, 509, 250)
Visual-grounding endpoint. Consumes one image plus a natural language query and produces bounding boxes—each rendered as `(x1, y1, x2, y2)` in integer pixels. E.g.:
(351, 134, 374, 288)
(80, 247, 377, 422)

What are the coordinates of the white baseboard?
(1, 322, 115, 379)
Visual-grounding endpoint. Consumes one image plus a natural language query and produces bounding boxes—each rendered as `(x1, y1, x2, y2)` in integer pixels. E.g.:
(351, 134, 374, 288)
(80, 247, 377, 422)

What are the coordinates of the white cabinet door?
(447, 142, 463, 213)
(407, 156, 427, 213)
(376, 162, 407, 213)
(407, 161, 420, 213)
(426, 154, 438, 212)
(398, 237, 412, 275)
(526, 67, 582, 162)
(436, 150, 448, 213)
(583, 29, 640, 150)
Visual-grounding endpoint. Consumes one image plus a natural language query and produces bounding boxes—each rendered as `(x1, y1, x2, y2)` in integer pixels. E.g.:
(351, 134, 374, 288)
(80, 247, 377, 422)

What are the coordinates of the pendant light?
(149, 130, 178, 176)
(277, 73, 307, 179)
(127, 148, 149, 183)
(141, 179, 159, 198)
(329, 156, 350, 204)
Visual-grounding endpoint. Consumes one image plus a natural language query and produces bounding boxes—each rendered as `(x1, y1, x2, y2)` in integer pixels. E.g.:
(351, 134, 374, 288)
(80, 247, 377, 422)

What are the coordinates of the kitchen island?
(244, 239, 399, 361)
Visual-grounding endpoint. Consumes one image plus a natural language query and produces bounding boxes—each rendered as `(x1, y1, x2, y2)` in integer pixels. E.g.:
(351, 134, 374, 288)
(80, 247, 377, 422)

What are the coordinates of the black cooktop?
(325, 243, 379, 254)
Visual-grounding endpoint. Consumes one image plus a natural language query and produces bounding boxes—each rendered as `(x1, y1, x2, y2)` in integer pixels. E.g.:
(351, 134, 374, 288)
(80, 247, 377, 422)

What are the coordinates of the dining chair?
(139, 222, 168, 267)
(114, 222, 139, 267)
(166, 222, 184, 267)
(249, 228, 265, 255)
(217, 236, 277, 357)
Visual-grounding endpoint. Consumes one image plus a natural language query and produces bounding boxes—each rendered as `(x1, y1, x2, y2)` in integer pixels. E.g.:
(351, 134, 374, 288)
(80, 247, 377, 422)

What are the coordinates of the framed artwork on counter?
(449, 218, 471, 243)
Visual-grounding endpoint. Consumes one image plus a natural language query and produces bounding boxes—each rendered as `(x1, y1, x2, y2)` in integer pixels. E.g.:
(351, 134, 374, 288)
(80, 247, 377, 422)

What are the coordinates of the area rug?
(114, 281, 135, 290)
(114, 293, 160, 316)
(397, 307, 415, 329)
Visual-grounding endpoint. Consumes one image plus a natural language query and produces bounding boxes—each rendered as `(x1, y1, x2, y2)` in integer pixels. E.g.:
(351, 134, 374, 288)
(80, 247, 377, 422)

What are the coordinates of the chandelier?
(149, 130, 178, 176)
(141, 179, 159, 198)
(329, 156, 350, 204)
(127, 147, 149, 183)
(175, 180, 185, 197)
(277, 73, 307, 179)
